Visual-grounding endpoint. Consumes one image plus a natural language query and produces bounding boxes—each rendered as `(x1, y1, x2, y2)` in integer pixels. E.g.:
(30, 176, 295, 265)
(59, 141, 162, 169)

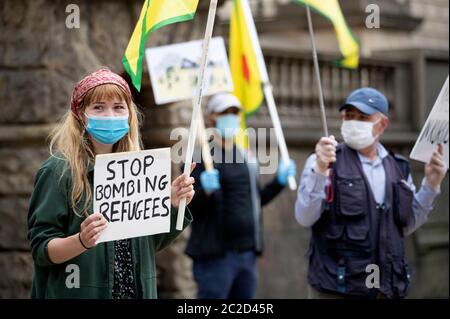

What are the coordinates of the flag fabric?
(230, 0, 264, 116)
(229, 0, 264, 148)
(293, 0, 360, 69)
(123, 0, 199, 91)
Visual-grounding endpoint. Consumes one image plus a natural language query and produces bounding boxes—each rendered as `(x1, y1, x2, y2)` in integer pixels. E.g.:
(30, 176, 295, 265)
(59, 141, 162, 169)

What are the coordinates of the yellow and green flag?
(293, 0, 360, 68)
(229, 0, 264, 148)
(123, 0, 200, 91)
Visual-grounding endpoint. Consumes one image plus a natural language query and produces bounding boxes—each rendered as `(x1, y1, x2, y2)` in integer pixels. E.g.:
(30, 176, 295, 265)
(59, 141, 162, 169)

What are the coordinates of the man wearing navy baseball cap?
(295, 87, 447, 299)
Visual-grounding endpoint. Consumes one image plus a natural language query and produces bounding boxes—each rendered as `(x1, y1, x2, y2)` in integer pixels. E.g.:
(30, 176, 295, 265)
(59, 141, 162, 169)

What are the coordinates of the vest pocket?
(337, 177, 366, 217)
(323, 258, 371, 295)
(391, 259, 411, 298)
(326, 224, 371, 256)
(393, 180, 414, 227)
(346, 225, 369, 241)
(326, 225, 345, 240)
(325, 225, 369, 241)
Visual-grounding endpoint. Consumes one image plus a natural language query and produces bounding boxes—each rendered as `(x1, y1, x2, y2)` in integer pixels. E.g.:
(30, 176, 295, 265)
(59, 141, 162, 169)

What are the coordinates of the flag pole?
(198, 113, 214, 172)
(176, 0, 218, 230)
(305, 6, 329, 137)
(240, 0, 297, 191)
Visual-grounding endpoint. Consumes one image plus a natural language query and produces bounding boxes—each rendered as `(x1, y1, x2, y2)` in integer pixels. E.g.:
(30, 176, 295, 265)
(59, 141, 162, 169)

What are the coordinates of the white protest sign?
(410, 76, 449, 166)
(95, 148, 171, 243)
(145, 37, 233, 105)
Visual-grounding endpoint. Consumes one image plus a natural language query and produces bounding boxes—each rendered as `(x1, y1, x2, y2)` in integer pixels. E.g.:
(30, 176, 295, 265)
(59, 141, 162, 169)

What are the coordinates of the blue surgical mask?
(216, 114, 240, 139)
(85, 114, 129, 145)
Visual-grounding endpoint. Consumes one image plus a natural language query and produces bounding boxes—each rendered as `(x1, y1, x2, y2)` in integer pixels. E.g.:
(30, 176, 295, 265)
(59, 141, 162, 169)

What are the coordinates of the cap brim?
(209, 104, 242, 115)
(339, 102, 378, 115)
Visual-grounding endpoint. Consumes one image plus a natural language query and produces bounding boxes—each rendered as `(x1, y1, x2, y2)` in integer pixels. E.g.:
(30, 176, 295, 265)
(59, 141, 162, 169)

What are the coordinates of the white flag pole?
(305, 6, 329, 137)
(198, 112, 214, 172)
(176, 0, 218, 230)
(240, 0, 297, 191)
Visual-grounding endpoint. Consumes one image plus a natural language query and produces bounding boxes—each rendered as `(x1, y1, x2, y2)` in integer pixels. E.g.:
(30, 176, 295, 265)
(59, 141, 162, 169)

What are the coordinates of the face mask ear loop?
(372, 118, 382, 141)
(81, 112, 89, 132)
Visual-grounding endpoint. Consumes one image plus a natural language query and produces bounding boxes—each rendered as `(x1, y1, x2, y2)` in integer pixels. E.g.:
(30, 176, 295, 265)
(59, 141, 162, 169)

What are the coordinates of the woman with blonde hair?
(27, 68, 195, 299)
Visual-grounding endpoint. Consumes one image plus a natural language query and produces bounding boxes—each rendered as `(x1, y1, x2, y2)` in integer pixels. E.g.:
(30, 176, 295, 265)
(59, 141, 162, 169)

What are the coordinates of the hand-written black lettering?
(152, 197, 160, 217)
(161, 196, 170, 217)
(419, 119, 449, 145)
(96, 155, 170, 225)
(99, 196, 171, 223)
(99, 202, 110, 222)
(106, 160, 116, 181)
(95, 175, 169, 201)
(110, 201, 120, 222)
(102, 155, 155, 181)
(130, 158, 141, 177)
(116, 159, 128, 179)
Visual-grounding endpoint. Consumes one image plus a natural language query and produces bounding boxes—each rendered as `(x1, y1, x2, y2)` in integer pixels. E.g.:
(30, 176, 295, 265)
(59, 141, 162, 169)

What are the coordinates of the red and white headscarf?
(70, 68, 132, 117)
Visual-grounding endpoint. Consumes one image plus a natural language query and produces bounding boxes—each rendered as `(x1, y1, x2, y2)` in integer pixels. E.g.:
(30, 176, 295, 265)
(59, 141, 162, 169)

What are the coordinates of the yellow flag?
(230, 0, 264, 148)
(230, 0, 264, 116)
(293, 0, 359, 68)
(123, 0, 199, 91)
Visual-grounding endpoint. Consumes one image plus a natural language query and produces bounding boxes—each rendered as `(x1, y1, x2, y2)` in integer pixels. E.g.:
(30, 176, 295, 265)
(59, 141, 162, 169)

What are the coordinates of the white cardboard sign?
(410, 76, 449, 166)
(95, 148, 172, 243)
(145, 37, 234, 105)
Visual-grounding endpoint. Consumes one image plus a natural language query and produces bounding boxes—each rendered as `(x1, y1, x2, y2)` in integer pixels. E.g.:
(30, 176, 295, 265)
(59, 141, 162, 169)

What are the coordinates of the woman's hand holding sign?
(47, 213, 107, 264)
(172, 163, 196, 208)
(79, 213, 108, 249)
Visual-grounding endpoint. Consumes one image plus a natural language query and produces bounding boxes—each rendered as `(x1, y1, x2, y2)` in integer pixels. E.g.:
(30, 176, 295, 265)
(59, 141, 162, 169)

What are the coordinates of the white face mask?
(341, 119, 380, 150)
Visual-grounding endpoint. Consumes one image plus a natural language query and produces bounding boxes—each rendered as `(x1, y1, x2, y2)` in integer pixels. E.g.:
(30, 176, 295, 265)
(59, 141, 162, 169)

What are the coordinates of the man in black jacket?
(186, 93, 296, 299)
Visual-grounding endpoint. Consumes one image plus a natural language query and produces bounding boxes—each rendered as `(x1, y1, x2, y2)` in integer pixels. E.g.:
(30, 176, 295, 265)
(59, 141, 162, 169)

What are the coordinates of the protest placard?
(145, 37, 233, 105)
(95, 148, 171, 243)
(410, 76, 449, 166)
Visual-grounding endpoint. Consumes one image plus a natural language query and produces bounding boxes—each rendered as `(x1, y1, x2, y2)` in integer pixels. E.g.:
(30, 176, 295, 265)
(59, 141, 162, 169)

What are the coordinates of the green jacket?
(27, 155, 192, 299)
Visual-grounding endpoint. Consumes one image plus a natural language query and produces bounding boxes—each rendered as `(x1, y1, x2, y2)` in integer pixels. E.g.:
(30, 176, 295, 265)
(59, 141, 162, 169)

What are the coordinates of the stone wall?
(359, 0, 449, 55)
(243, 0, 449, 57)
(0, 0, 130, 298)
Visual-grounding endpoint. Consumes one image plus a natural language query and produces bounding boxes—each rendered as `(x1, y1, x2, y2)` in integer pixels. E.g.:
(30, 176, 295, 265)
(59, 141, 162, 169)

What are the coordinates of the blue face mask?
(216, 114, 240, 139)
(85, 114, 129, 145)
